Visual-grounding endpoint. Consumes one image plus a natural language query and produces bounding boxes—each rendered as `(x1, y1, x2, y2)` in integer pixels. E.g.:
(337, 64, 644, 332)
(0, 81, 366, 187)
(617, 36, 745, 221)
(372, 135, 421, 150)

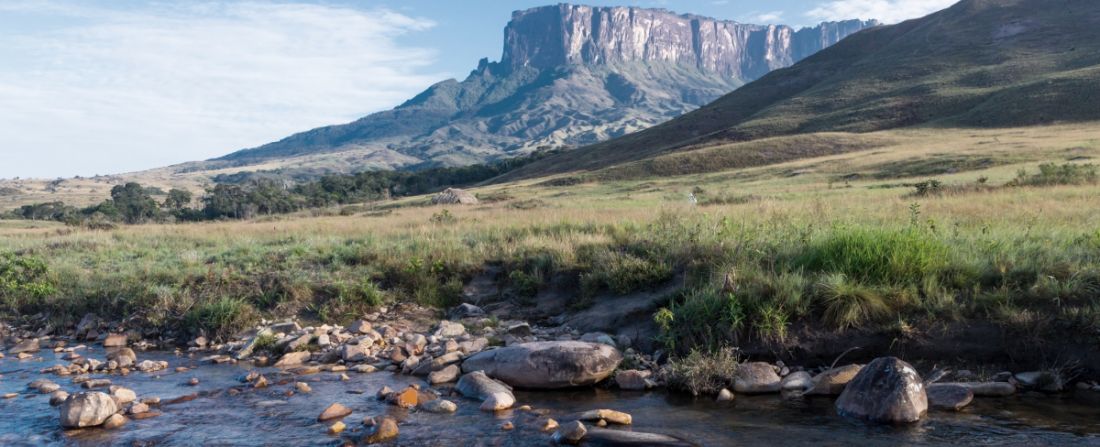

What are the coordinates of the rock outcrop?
(461, 341, 622, 389)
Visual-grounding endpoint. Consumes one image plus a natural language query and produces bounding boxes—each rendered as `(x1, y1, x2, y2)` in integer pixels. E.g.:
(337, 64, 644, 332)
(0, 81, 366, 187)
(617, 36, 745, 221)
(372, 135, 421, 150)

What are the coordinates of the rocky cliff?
(197, 5, 876, 176)
(502, 5, 875, 80)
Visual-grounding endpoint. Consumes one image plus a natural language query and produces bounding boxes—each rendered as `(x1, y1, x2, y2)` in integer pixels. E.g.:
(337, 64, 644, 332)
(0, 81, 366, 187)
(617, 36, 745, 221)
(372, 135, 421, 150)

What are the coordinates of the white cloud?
(0, 1, 444, 178)
(806, 0, 957, 23)
(751, 11, 785, 23)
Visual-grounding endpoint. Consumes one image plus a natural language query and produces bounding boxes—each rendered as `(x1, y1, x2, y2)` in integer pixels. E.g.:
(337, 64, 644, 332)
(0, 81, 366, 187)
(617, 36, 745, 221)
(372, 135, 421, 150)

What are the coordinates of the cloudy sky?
(0, 0, 956, 179)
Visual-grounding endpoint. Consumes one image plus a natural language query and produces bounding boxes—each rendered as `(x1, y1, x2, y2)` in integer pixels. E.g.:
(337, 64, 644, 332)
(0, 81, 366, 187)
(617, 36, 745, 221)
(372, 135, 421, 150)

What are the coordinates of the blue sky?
(0, 0, 956, 179)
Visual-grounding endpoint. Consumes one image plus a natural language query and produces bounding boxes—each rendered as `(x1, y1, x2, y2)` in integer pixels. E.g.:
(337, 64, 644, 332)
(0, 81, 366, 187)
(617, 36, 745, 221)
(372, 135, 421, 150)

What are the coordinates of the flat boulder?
(583, 428, 693, 447)
(926, 383, 974, 411)
(733, 362, 781, 394)
(806, 364, 863, 395)
(461, 341, 622, 389)
(836, 357, 927, 424)
(60, 392, 120, 428)
(9, 338, 39, 354)
(274, 351, 311, 367)
(434, 321, 466, 338)
(429, 364, 461, 384)
(318, 403, 353, 422)
(455, 371, 515, 411)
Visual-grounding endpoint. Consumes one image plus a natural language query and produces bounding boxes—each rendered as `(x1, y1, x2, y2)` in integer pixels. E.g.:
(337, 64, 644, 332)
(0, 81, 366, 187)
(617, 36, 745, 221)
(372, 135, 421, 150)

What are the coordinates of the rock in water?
(429, 364, 461, 384)
(59, 392, 120, 428)
(569, 409, 632, 425)
(102, 414, 127, 430)
(938, 381, 1016, 397)
(553, 420, 587, 445)
(806, 364, 863, 395)
(733, 362, 782, 394)
(461, 341, 622, 389)
(318, 403, 353, 422)
(836, 357, 927, 424)
(926, 383, 974, 411)
(455, 371, 516, 411)
(363, 417, 399, 444)
(102, 333, 127, 348)
(615, 370, 653, 390)
(584, 428, 693, 446)
(419, 399, 458, 414)
(431, 188, 478, 205)
(9, 338, 39, 354)
(781, 371, 813, 392)
(274, 351, 311, 367)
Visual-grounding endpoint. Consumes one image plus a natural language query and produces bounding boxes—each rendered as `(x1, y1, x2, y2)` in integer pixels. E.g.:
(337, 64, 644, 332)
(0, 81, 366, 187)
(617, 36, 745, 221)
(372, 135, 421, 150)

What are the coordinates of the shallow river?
(2, 348, 1099, 446)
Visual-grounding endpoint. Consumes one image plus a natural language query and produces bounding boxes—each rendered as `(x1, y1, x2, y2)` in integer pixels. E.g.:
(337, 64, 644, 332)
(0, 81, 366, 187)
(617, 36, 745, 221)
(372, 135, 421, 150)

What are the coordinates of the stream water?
(2, 348, 1099, 446)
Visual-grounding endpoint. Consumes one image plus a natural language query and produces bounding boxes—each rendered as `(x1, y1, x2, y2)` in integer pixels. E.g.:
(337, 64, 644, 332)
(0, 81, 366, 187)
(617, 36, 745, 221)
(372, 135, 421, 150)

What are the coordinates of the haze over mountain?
(503, 0, 1100, 179)
(191, 4, 874, 176)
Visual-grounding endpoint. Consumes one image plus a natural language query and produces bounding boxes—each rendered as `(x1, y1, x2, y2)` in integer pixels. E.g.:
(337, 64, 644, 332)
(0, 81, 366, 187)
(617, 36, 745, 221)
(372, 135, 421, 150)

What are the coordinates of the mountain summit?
(199, 4, 874, 176)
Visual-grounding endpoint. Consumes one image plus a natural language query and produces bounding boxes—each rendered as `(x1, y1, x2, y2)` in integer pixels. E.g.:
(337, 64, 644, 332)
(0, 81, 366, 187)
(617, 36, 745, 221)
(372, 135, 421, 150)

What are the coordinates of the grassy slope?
(500, 0, 1100, 180)
(2, 124, 1099, 369)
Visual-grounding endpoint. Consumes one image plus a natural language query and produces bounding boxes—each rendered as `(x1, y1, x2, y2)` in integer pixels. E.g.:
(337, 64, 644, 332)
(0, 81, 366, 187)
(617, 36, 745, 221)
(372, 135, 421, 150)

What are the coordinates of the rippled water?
(2, 348, 1100, 446)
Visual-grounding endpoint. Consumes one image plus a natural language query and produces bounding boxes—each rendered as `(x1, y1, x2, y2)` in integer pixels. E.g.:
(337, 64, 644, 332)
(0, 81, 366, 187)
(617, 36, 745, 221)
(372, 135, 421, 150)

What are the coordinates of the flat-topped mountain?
(190, 4, 874, 176)
(502, 0, 1100, 179)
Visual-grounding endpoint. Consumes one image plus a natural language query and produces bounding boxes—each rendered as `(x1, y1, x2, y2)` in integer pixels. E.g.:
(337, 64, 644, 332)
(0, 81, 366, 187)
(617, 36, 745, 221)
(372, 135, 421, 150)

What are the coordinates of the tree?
(110, 182, 159, 224)
(163, 189, 193, 210)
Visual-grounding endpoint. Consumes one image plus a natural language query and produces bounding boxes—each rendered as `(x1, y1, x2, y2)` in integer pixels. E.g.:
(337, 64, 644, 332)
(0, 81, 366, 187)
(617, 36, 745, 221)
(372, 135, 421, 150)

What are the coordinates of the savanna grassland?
(2, 125, 1099, 369)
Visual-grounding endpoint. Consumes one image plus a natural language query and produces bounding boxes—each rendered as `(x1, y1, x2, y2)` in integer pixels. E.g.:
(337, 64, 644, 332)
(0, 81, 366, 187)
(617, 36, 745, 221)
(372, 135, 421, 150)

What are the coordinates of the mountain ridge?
(191, 4, 875, 176)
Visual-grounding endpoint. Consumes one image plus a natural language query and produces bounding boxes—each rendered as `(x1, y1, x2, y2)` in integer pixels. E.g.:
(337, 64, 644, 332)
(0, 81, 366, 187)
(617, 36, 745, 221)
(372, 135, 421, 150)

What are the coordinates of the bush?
(1008, 163, 1097, 187)
(580, 249, 673, 298)
(656, 289, 745, 353)
(0, 252, 57, 313)
(183, 297, 256, 340)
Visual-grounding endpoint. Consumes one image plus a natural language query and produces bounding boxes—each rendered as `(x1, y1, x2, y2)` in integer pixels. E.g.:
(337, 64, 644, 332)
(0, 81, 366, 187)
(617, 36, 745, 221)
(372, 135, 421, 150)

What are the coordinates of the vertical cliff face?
(208, 4, 876, 175)
(501, 5, 877, 80)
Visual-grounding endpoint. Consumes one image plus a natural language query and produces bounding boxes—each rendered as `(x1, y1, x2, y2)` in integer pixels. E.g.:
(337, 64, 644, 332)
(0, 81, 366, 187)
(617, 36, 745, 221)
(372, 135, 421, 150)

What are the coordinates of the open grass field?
(1, 124, 1099, 360)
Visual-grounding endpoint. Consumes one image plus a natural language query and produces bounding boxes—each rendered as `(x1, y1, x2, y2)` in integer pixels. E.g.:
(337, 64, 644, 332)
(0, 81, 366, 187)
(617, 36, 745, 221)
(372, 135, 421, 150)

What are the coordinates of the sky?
(0, 0, 957, 179)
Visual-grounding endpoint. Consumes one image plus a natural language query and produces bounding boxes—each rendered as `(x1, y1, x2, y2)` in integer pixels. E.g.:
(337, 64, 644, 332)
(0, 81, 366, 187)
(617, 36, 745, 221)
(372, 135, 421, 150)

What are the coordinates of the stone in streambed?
(938, 381, 1016, 397)
(59, 392, 120, 428)
(806, 364, 863, 395)
(455, 371, 515, 411)
(102, 414, 127, 430)
(429, 364, 461, 384)
(836, 357, 927, 424)
(584, 427, 693, 446)
(419, 399, 458, 414)
(553, 420, 587, 444)
(733, 362, 781, 394)
(274, 351, 311, 368)
(615, 369, 654, 390)
(9, 338, 40, 354)
(363, 417, 399, 444)
(318, 403, 353, 422)
(926, 383, 974, 411)
(781, 371, 813, 392)
(569, 409, 632, 425)
(461, 341, 621, 389)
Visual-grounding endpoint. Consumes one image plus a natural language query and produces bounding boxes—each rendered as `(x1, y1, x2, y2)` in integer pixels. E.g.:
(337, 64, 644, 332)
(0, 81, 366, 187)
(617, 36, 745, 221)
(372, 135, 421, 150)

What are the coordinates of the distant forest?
(2, 149, 560, 226)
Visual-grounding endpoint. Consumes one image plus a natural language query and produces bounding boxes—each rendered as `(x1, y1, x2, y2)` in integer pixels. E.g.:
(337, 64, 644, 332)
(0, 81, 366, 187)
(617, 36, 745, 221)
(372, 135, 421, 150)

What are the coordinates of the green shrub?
(1008, 163, 1097, 187)
(0, 252, 57, 312)
(657, 289, 745, 353)
(581, 249, 673, 297)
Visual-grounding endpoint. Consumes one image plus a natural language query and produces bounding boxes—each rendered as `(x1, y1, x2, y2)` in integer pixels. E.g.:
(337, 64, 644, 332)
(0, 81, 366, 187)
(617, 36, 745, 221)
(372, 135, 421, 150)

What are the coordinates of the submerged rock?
(59, 392, 120, 428)
(926, 383, 974, 411)
(939, 381, 1016, 397)
(455, 371, 516, 411)
(734, 362, 782, 394)
(836, 357, 927, 424)
(461, 341, 622, 389)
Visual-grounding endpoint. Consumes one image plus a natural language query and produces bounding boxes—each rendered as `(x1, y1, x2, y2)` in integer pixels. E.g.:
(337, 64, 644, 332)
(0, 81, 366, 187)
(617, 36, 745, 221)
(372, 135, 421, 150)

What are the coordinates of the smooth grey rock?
(59, 392, 120, 428)
(927, 383, 974, 411)
(733, 362, 781, 394)
(461, 341, 621, 389)
(455, 371, 515, 411)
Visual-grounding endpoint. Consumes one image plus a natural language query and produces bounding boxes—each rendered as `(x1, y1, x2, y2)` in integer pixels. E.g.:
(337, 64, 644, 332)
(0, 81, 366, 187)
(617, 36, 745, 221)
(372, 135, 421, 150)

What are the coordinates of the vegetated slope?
(184, 4, 873, 176)
(501, 0, 1100, 180)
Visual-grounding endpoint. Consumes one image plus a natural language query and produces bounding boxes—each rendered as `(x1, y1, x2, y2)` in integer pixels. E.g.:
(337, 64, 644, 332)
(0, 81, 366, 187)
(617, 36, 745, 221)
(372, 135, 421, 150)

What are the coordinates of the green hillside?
(502, 0, 1100, 180)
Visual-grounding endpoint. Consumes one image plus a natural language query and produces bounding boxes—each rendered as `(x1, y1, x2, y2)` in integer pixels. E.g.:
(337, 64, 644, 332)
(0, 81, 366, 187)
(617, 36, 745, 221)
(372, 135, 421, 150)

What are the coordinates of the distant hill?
(185, 4, 873, 176)
(501, 0, 1100, 180)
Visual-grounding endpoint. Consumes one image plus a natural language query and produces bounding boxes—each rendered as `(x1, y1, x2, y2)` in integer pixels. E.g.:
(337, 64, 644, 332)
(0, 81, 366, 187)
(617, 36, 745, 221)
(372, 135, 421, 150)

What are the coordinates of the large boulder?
(59, 392, 120, 428)
(584, 428, 693, 446)
(106, 348, 137, 368)
(431, 188, 478, 205)
(461, 341, 622, 389)
(733, 362, 781, 394)
(455, 371, 515, 411)
(836, 357, 927, 424)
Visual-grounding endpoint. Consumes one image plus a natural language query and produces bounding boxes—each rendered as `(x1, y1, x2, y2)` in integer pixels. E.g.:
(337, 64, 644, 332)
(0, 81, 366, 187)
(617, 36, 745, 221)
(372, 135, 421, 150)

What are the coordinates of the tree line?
(2, 149, 558, 226)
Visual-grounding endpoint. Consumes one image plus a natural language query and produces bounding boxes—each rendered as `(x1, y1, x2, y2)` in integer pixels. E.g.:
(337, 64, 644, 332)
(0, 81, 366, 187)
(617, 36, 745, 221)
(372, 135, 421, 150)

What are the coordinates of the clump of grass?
(579, 249, 673, 299)
(183, 297, 256, 341)
(507, 199, 547, 210)
(655, 289, 744, 353)
(817, 273, 890, 330)
(661, 347, 740, 396)
(1008, 163, 1097, 187)
(793, 226, 950, 285)
(698, 193, 761, 206)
